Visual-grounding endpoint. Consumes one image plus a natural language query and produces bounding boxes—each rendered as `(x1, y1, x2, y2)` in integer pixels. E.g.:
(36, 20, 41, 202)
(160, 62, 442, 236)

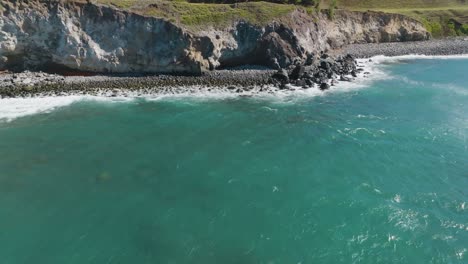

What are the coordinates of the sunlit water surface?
(0, 57, 467, 263)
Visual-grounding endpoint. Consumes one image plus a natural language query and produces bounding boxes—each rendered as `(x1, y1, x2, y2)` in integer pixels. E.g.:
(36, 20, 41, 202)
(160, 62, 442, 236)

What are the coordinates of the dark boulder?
(344, 54, 355, 61)
(305, 52, 315, 66)
(320, 83, 330, 90)
(340, 75, 352, 82)
(269, 53, 361, 90)
(293, 57, 302, 65)
(259, 29, 303, 69)
(272, 69, 289, 83)
(305, 79, 314, 88)
(294, 79, 306, 87)
(320, 60, 331, 70)
(270, 58, 281, 70)
(289, 64, 305, 80)
(302, 71, 313, 80)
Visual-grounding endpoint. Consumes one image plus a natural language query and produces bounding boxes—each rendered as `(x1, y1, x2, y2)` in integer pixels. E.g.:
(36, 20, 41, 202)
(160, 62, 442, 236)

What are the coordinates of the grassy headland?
(83, 0, 302, 29)
(336, 0, 468, 37)
(81, 0, 468, 37)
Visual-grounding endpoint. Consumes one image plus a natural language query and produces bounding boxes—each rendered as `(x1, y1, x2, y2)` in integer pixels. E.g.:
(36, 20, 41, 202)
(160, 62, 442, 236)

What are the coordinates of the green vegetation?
(95, 0, 137, 9)
(422, 19, 444, 37)
(335, 0, 468, 37)
(187, 0, 317, 5)
(174, 2, 295, 26)
(92, 1, 299, 28)
(462, 24, 468, 34)
(89, 0, 468, 36)
(388, 9, 468, 37)
(336, 0, 465, 10)
(328, 0, 336, 18)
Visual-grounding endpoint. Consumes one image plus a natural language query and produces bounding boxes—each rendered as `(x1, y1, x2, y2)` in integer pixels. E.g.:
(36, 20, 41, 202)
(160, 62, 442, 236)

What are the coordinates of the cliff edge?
(0, 0, 430, 74)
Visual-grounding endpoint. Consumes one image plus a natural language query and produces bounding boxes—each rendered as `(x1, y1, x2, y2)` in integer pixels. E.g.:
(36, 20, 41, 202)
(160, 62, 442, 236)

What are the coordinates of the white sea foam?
(0, 95, 133, 122)
(366, 54, 468, 64)
(140, 85, 328, 105)
(0, 96, 82, 122)
(355, 54, 468, 96)
(1, 54, 467, 122)
(432, 83, 468, 96)
(333, 57, 392, 90)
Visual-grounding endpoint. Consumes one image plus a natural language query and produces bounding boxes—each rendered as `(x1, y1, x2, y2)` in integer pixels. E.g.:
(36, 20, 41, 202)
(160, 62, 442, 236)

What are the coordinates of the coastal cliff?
(0, 0, 430, 74)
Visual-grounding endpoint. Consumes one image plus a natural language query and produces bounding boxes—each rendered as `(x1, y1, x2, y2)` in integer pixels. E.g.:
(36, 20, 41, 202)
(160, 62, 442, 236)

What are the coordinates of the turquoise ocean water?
(0, 57, 467, 263)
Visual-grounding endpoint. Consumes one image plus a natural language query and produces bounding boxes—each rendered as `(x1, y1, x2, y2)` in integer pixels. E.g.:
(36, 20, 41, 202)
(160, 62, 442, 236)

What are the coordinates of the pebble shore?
(341, 37, 468, 58)
(0, 70, 278, 98)
(1, 38, 467, 98)
(0, 53, 359, 98)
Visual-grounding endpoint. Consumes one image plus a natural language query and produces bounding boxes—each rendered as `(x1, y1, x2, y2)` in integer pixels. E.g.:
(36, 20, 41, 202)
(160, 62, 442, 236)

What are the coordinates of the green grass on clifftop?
(89, 0, 468, 37)
(336, 0, 465, 9)
(335, 0, 468, 37)
(92, 0, 298, 28)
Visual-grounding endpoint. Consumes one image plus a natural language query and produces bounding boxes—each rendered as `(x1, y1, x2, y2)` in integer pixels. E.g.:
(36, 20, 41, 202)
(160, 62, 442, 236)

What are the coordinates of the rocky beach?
(1, 1, 468, 263)
(0, 52, 362, 98)
(342, 37, 468, 58)
(0, 1, 467, 98)
(0, 0, 435, 98)
(1, 37, 467, 98)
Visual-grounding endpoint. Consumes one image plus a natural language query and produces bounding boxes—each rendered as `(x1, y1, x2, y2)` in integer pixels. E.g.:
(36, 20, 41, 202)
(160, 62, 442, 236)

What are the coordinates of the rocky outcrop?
(0, 0, 430, 74)
(270, 52, 360, 90)
(202, 9, 430, 69)
(0, 0, 207, 74)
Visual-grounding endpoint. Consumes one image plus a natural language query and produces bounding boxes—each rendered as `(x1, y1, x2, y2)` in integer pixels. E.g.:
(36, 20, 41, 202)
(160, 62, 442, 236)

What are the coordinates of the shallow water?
(0, 57, 467, 263)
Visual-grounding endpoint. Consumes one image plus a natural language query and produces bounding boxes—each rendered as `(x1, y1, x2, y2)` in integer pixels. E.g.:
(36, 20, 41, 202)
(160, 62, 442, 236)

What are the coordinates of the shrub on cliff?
(328, 0, 337, 19)
(461, 24, 468, 34)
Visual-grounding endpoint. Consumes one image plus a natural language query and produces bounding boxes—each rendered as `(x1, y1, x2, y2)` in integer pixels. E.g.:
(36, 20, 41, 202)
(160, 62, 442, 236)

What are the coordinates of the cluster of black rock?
(0, 53, 367, 98)
(271, 53, 362, 90)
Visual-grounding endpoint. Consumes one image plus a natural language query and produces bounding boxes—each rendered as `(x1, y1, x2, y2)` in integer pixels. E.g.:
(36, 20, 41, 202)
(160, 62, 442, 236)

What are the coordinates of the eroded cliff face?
(0, 0, 207, 74)
(0, 0, 430, 74)
(206, 9, 430, 69)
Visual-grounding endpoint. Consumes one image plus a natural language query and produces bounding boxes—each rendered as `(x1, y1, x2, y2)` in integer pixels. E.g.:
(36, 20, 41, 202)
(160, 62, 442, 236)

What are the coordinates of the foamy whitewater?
(0, 55, 467, 263)
(0, 56, 393, 122)
(4, 54, 467, 122)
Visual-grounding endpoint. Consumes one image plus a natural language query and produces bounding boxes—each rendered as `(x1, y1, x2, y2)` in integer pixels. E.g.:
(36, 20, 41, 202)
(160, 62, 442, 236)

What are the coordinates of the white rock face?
(0, 1, 429, 73)
(0, 1, 205, 73)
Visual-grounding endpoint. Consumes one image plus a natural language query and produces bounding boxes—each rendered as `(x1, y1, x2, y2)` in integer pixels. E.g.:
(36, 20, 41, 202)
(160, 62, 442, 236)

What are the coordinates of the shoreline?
(0, 70, 277, 98)
(1, 38, 468, 99)
(340, 37, 468, 58)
